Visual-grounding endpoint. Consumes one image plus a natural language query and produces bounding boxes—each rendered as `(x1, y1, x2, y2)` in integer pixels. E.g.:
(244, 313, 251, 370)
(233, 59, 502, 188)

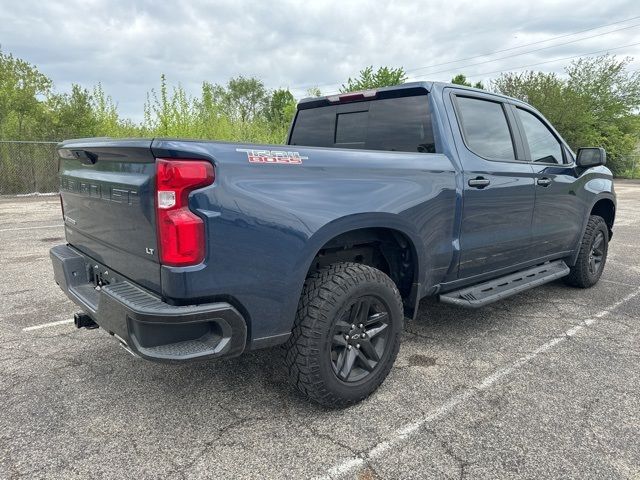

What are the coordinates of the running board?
(439, 261, 570, 308)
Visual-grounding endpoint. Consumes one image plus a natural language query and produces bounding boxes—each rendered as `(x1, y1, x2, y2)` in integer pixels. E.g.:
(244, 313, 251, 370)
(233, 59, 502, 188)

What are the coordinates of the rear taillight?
(155, 158, 214, 266)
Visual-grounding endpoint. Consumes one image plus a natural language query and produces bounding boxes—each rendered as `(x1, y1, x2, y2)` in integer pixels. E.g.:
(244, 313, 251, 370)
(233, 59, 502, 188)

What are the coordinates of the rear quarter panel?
(152, 139, 457, 343)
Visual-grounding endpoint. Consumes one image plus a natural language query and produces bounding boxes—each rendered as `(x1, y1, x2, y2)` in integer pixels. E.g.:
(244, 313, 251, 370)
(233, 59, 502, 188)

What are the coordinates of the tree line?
(0, 49, 638, 174)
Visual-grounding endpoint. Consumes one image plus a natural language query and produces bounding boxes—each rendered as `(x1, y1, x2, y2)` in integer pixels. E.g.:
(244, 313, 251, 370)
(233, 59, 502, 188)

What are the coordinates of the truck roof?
(297, 81, 433, 107)
(297, 80, 528, 110)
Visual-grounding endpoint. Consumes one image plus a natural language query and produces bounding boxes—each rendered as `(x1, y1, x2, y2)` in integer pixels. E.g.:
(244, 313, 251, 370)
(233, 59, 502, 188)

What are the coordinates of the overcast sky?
(1, 0, 639, 121)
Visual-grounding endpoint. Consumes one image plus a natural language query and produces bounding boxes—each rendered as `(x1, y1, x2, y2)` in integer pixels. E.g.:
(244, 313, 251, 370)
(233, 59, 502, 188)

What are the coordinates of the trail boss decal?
(236, 149, 307, 165)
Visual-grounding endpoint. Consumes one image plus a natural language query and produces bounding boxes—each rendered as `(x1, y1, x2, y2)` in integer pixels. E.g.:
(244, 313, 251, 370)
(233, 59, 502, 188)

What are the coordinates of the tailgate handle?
(72, 150, 98, 165)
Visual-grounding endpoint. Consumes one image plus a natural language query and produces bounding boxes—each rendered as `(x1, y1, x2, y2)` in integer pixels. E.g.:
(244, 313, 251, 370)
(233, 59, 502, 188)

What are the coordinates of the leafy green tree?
(144, 74, 174, 136)
(264, 88, 297, 142)
(305, 87, 322, 98)
(340, 66, 407, 93)
(492, 55, 640, 174)
(565, 55, 640, 163)
(144, 74, 203, 137)
(0, 49, 52, 139)
(451, 74, 484, 89)
(193, 81, 229, 138)
(47, 84, 98, 140)
(91, 83, 121, 136)
(222, 75, 269, 122)
(566, 55, 640, 120)
(266, 89, 296, 126)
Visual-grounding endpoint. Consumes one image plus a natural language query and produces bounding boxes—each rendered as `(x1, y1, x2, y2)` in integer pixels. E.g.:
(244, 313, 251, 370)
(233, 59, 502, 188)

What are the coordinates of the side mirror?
(576, 147, 606, 167)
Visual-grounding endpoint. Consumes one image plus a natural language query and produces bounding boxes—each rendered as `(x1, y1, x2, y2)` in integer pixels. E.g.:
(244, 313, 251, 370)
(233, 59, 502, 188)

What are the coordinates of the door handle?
(537, 177, 552, 187)
(468, 177, 491, 189)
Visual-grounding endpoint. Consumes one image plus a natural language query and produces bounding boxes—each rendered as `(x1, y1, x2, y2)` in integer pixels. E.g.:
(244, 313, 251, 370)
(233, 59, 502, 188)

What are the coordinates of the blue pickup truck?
(50, 82, 615, 406)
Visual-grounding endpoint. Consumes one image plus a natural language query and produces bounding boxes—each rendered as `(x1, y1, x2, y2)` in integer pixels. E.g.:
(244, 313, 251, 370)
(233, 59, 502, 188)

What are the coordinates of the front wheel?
(564, 215, 609, 288)
(283, 263, 404, 407)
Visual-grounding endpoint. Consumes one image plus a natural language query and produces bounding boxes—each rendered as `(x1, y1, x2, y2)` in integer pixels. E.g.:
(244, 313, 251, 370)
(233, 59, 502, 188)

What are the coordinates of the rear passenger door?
(511, 106, 586, 258)
(447, 90, 537, 279)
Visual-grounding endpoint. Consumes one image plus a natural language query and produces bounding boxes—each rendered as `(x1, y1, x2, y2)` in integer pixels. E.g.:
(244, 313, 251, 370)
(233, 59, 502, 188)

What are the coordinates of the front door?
(511, 106, 586, 258)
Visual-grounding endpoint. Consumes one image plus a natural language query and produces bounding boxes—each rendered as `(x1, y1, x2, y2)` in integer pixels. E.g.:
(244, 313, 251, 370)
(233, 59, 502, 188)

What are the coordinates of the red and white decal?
(236, 149, 307, 165)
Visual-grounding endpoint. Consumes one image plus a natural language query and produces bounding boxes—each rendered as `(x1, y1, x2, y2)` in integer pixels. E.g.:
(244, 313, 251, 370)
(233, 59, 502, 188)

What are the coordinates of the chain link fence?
(0, 141, 59, 195)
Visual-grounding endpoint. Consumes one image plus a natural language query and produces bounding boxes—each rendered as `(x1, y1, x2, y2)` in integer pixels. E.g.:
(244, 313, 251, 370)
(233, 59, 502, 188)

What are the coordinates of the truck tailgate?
(58, 139, 160, 292)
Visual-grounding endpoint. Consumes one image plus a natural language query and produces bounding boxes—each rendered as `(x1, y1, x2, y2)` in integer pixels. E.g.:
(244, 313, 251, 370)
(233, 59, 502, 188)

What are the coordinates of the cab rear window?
(290, 95, 436, 153)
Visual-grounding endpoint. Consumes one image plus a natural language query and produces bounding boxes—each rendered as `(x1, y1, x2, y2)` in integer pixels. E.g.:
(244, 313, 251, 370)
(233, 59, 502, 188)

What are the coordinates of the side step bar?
(439, 260, 570, 308)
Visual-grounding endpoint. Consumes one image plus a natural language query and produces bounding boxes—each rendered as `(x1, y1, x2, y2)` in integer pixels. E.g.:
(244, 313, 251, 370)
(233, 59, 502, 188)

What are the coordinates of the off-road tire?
(283, 262, 404, 408)
(564, 215, 609, 288)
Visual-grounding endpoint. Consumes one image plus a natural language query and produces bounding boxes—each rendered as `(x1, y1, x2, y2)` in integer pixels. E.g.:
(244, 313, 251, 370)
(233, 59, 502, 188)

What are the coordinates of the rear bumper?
(50, 244, 247, 362)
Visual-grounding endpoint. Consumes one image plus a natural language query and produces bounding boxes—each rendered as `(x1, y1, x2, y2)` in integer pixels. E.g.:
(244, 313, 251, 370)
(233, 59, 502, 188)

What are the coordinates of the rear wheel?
(564, 215, 609, 288)
(283, 262, 403, 407)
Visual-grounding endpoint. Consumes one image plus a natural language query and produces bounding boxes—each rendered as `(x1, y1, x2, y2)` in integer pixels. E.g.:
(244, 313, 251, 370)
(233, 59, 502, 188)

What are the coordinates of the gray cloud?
(1, 0, 639, 121)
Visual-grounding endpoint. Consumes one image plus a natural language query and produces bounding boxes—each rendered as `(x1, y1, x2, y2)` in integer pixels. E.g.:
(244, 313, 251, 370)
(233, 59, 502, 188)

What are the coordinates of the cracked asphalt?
(1, 182, 639, 480)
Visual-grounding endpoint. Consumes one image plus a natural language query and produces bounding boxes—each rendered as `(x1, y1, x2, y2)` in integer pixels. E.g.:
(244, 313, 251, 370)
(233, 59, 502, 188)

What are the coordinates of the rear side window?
(289, 106, 335, 148)
(516, 108, 563, 164)
(455, 96, 515, 160)
(290, 95, 435, 153)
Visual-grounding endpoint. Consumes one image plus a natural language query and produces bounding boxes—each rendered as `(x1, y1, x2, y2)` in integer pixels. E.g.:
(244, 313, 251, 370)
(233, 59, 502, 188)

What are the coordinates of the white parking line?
(0, 224, 63, 233)
(23, 319, 74, 332)
(320, 287, 640, 480)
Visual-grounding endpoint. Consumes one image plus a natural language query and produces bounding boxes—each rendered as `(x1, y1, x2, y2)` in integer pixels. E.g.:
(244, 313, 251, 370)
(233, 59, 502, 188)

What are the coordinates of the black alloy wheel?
(330, 296, 391, 383)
